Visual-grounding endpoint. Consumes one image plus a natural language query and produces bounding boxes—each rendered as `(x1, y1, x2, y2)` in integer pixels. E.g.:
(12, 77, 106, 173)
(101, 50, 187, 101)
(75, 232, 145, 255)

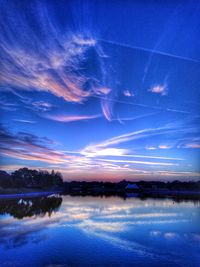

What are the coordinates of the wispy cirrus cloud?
(95, 95, 190, 115)
(79, 120, 200, 167)
(115, 112, 157, 124)
(2, 116, 197, 176)
(0, 124, 183, 177)
(84, 126, 169, 150)
(1, 1, 194, 122)
(31, 101, 54, 112)
(80, 126, 186, 167)
(17, 97, 55, 113)
(97, 158, 178, 167)
(182, 143, 200, 149)
(0, 125, 72, 164)
(1, 35, 94, 102)
(0, 2, 104, 104)
(84, 118, 199, 151)
(146, 145, 172, 150)
(0, 1, 121, 122)
(101, 96, 114, 121)
(0, 125, 138, 174)
(81, 146, 183, 161)
(13, 119, 36, 124)
(43, 113, 101, 123)
(0, 98, 18, 112)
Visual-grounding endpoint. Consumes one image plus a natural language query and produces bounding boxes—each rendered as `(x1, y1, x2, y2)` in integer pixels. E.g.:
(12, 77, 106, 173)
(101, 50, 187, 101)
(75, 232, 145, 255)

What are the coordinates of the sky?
(0, 0, 200, 181)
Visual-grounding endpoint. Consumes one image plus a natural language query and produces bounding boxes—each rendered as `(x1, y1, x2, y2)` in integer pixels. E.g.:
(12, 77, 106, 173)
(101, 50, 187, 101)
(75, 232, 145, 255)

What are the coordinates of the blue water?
(0, 196, 200, 267)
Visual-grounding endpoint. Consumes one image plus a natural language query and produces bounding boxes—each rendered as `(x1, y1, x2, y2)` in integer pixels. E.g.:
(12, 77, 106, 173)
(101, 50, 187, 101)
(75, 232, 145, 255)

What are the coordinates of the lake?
(0, 195, 200, 267)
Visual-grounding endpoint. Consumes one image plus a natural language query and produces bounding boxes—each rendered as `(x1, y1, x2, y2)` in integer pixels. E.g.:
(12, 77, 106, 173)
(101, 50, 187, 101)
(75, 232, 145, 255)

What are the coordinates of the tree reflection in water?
(0, 196, 62, 219)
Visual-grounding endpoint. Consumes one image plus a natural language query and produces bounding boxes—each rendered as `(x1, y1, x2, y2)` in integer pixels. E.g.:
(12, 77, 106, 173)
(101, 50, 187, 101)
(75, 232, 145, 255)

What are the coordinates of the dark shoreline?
(0, 188, 200, 202)
(1, 168, 200, 201)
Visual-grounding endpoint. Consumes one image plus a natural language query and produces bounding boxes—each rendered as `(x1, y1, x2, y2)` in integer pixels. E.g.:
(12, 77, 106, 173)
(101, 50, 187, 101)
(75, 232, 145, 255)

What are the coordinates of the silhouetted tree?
(6, 168, 64, 189)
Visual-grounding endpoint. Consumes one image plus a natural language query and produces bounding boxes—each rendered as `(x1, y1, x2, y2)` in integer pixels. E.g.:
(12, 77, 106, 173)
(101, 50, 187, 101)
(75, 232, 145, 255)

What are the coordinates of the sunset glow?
(0, 0, 200, 181)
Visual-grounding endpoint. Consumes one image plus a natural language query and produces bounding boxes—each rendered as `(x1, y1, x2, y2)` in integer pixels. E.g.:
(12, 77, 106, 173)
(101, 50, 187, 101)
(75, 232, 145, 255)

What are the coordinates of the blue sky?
(0, 0, 200, 181)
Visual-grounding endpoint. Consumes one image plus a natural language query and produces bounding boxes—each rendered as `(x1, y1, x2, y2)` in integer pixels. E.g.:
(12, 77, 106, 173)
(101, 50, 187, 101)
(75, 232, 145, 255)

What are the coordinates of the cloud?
(97, 158, 178, 166)
(158, 145, 171, 149)
(1, 1, 192, 122)
(82, 147, 129, 157)
(125, 154, 183, 161)
(146, 145, 172, 150)
(0, 118, 197, 177)
(115, 112, 157, 124)
(44, 113, 101, 123)
(101, 97, 114, 121)
(1, 36, 93, 102)
(84, 126, 170, 150)
(0, 98, 18, 111)
(0, 2, 118, 121)
(17, 98, 55, 113)
(149, 84, 168, 96)
(81, 145, 182, 161)
(95, 95, 190, 115)
(153, 171, 200, 178)
(0, 2, 105, 104)
(123, 90, 134, 97)
(0, 125, 73, 164)
(84, 118, 199, 152)
(183, 143, 200, 149)
(0, 126, 137, 174)
(31, 101, 54, 112)
(72, 36, 96, 46)
(96, 87, 111, 95)
(13, 119, 36, 124)
(164, 232, 178, 239)
(145, 146, 157, 150)
(177, 137, 200, 149)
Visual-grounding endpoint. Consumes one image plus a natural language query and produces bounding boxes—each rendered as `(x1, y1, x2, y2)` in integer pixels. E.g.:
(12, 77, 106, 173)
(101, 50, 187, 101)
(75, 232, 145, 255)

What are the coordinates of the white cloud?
(146, 146, 157, 150)
(97, 158, 178, 166)
(123, 90, 134, 97)
(82, 147, 129, 157)
(149, 84, 168, 96)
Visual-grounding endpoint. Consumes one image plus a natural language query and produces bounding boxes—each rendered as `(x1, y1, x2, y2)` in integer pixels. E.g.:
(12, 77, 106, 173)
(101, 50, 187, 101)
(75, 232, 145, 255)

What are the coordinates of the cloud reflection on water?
(0, 196, 199, 252)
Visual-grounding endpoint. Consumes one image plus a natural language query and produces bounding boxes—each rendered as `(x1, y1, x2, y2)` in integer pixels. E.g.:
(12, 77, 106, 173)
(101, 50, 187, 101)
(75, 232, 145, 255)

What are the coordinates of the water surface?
(0, 195, 200, 267)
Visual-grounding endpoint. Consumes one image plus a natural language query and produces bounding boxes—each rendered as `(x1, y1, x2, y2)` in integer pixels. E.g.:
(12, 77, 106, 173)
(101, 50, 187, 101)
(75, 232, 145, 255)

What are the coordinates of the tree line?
(0, 168, 63, 189)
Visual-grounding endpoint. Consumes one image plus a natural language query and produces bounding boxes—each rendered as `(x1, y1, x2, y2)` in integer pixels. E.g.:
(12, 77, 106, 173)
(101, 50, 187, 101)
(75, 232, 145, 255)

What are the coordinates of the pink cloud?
(44, 114, 101, 122)
(184, 143, 200, 149)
